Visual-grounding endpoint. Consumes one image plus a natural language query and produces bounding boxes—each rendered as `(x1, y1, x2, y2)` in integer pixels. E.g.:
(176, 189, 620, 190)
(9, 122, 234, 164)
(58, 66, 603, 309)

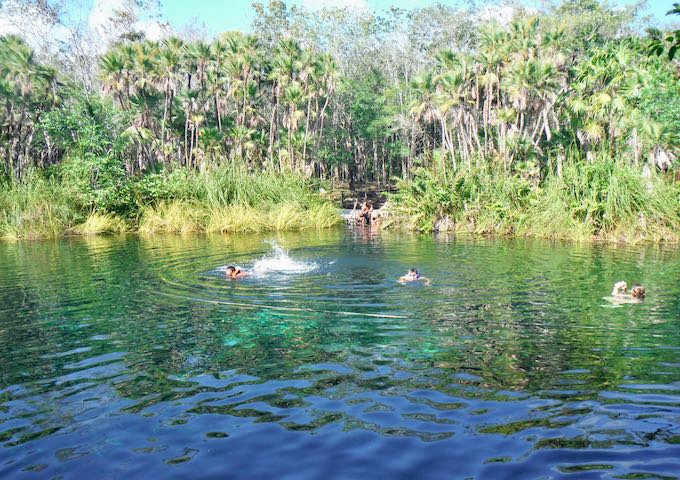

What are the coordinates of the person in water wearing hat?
(225, 265, 248, 279)
(611, 281, 645, 300)
(399, 268, 431, 285)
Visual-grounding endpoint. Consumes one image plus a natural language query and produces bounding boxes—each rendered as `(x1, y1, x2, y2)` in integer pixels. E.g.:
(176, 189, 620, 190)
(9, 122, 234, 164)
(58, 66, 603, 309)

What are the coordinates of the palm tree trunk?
(269, 96, 278, 166)
(303, 97, 311, 164)
(315, 91, 332, 146)
(184, 115, 190, 166)
(215, 93, 222, 131)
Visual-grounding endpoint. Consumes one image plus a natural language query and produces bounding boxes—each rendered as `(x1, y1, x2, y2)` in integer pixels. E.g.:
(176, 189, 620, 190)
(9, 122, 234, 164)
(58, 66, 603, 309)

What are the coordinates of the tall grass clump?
(196, 165, 324, 209)
(138, 165, 341, 234)
(138, 201, 207, 234)
(0, 173, 80, 239)
(388, 158, 680, 243)
(0, 163, 341, 239)
(70, 212, 127, 236)
(524, 159, 680, 242)
(388, 166, 535, 234)
(206, 204, 266, 233)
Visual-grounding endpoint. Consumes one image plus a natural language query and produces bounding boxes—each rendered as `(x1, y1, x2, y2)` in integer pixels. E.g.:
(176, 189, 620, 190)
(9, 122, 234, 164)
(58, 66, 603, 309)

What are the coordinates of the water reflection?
(1, 231, 680, 478)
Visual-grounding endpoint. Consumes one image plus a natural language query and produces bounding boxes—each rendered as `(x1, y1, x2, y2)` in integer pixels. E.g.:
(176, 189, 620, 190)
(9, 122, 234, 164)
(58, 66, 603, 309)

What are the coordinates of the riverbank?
(0, 165, 342, 240)
(3, 159, 679, 244)
(381, 161, 680, 244)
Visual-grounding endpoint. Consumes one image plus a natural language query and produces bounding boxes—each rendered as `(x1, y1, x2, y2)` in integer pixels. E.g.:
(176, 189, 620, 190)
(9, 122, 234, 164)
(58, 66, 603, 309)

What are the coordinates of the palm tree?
(100, 50, 128, 109)
(268, 51, 294, 165)
(314, 53, 339, 145)
(282, 81, 305, 171)
(158, 37, 184, 146)
(0, 35, 61, 177)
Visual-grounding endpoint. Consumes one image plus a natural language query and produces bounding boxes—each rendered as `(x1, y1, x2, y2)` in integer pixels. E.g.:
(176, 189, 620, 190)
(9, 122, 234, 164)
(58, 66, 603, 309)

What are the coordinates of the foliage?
(0, 35, 61, 178)
(70, 213, 127, 236)
(389, 166, 535, 234)
(1, 1, 680, 242)
(59, 155, 135, 217)
(648, 3, 680, 60)
(139, 200, 340, 234)
(0, 173, 79, 239)
(40, 89, 131, 157)
(389, 158, 680, 243)
(0, 163, 339, 238)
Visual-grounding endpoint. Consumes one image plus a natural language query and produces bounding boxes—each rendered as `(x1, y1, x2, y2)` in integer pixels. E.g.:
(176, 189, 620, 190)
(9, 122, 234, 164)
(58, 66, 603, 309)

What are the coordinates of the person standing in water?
(359, 201, 374, 224)
(399, 268, 431, 285)
(225, 266, 248, 279)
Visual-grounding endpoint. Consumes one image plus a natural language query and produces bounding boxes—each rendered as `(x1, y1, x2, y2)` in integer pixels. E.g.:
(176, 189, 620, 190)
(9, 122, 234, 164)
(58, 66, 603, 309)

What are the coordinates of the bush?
(59, 154, 136, 217)
(389, 166, 534, 233)
(40, 89, 131, 157)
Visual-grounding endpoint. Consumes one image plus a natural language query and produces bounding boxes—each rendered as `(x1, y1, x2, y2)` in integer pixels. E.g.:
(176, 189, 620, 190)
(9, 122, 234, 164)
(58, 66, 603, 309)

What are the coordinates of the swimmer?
(399, 268, 431, 285)
(225, 265, 248, 279)
(610, 281, 645, 302)
(631, 284, 646, 299)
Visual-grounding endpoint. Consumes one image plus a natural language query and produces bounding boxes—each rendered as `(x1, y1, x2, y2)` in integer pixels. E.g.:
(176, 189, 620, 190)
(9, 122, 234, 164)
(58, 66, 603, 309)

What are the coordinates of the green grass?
(0, 164, 341, 239)
(138, 201, 206, 234)
(139, 201, 341, 234)
(70, 212, 128, 236)
(386, 158, 680, 243)
(0, 175, 79, 239)
(136, 165, 341, 234)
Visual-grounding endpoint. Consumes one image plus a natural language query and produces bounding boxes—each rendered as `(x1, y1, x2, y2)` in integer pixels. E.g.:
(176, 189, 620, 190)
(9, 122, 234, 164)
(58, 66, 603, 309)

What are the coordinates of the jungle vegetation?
(0, 0, 678, 240)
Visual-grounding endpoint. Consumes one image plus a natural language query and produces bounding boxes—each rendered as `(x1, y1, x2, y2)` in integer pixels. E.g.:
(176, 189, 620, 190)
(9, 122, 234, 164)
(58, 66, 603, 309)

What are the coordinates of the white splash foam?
(252, 242, 317, 275)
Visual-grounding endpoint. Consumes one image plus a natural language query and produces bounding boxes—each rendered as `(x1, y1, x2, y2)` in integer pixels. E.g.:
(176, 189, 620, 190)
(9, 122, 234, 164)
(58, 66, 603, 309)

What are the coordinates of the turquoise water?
(1, 229, 680, 479)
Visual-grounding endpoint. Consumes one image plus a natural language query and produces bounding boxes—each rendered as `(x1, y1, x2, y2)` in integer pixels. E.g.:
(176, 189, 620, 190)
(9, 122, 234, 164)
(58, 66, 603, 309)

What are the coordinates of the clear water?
(2, 229, 680, 479)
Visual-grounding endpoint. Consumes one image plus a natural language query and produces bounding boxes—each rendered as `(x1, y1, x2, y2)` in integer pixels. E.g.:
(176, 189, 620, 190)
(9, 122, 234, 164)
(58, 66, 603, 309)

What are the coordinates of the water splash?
(252, 242, 317, 275)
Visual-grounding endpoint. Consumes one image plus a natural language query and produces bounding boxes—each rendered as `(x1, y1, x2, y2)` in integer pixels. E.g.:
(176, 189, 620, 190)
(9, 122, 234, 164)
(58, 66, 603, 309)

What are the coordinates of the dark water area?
(1, 228, 680, 479)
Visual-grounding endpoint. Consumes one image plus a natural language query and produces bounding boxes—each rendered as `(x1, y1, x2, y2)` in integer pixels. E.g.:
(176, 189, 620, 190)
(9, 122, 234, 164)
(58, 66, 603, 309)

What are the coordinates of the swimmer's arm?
(420, 277, 432, 286)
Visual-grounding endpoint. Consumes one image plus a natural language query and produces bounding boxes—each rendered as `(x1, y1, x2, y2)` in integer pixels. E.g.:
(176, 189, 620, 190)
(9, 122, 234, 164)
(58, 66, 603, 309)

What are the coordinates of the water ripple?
(1, 232, 680, 478)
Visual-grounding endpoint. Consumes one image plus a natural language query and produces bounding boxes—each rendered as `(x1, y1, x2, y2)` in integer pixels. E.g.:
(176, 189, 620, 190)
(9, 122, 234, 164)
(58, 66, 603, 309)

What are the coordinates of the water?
(1, 229, 680, 479)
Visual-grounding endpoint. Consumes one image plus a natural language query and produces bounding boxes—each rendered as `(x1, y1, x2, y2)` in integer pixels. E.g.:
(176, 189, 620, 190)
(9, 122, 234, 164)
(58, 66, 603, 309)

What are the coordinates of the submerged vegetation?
(0, 0, 678, 240)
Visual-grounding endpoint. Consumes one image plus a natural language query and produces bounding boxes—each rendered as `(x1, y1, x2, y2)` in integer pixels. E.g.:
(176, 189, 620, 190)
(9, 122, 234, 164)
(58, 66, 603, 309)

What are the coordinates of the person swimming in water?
(225, 265, 248, 279)
(611, 281, 645, 301)
(631, 284, 646, 299)
(399, 268, 431, 285)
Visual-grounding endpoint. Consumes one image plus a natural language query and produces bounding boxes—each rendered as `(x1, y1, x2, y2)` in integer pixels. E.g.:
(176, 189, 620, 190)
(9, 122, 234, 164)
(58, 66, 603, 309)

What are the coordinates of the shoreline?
(4, 217, 666, 245)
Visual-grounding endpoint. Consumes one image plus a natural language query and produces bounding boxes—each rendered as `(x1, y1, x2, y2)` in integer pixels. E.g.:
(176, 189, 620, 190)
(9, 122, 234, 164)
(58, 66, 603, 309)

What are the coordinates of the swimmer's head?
(408, 268, 419, 279)
(631, 284, 645, 299)
(225, 265, 237, 277)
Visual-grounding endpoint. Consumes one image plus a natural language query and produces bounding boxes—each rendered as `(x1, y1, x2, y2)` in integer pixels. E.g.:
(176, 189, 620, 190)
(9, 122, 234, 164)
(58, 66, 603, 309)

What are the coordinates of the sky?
(159, 0, 676, 35)
(0, 0, 675, 52)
